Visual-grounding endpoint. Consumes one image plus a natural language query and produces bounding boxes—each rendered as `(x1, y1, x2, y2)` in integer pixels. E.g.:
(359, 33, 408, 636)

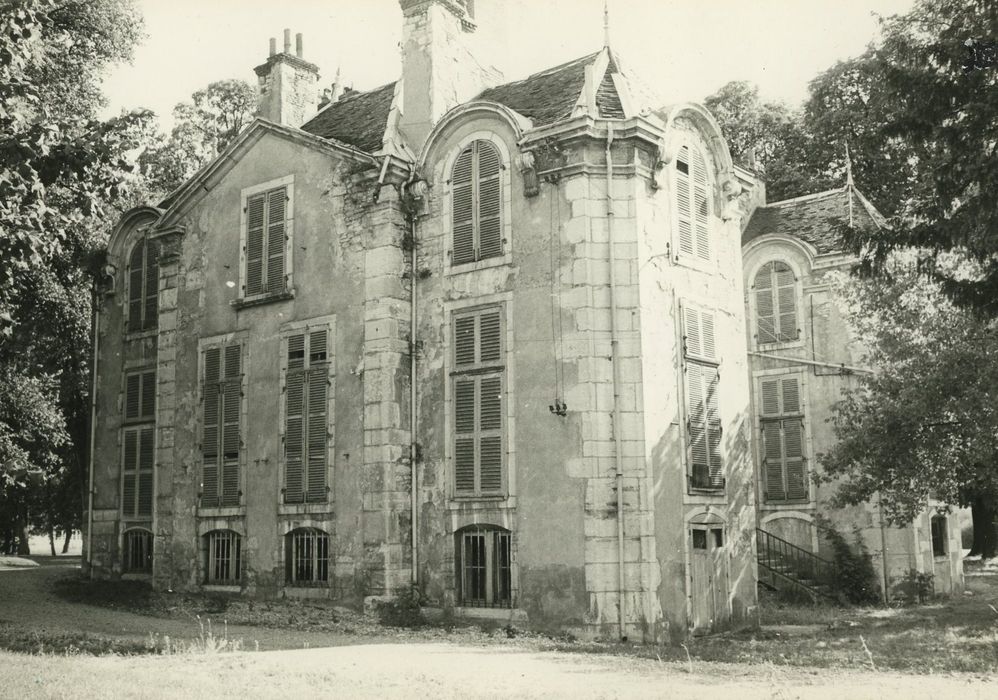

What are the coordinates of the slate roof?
(477, 52, 599, 126)
(300, 81, 396, 153)
(742, 187, 883, 255)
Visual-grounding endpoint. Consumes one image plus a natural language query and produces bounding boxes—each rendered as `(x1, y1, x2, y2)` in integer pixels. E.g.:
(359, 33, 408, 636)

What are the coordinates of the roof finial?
(603, 0, 611, 48)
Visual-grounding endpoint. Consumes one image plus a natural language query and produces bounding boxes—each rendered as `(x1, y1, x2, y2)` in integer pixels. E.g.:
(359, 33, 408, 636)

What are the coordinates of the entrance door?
(689, 525, 729, 634)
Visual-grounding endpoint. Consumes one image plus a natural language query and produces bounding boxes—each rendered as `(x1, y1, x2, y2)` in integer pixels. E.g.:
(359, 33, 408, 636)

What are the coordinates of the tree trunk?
(62, 529, 72, 554)
(48, 527, 56, 556)
(971, 495, 998, 559)
(16, 519, 29, 555)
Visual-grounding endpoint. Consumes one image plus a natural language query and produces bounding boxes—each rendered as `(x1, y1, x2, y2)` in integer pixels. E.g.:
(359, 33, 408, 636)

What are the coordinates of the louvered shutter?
(266, 188, 286, 293)
(687, 363, 708, 482)
(125, 373, 141, 420)
(455, 316, 475, 366)
(762, 421, 785, 501)
(676, 146, 694, 257)
(477, 143, 503, 259)
(692, 147, 710, 261)
(245, 194, 265, 295)
(774, 262, 797, 341)
(143, 241, 159, 330)
(452, 147, 475, 265)
(137, 427, 154, 516)
(479, 376, 503, 493)
(454, 379, 476, 493)
(128, 243, 144, 332)
(122, 429, 138, 517)
(760, 375, 805, 502)
(141, 371, 155, 419)
(306, 329, 328, 502)
(479, 311, 501, 363)
(705, 366, 722, 486)
(755, 263, 777, 344)
(202, 347, 221, 507)
(683, 304, 701, 358)
(784, 419, 807, 499)
(220, 345, 241, 506)
(285, 333, 305, 504)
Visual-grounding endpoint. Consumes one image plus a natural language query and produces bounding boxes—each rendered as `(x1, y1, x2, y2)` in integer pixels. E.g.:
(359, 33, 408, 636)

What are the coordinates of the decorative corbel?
(402, 178, 430, 217)
(651, 137, 670, 190)
(515, 150, 539, 197)
(720, 176, 746, 223)
(98, 260, 117, 297)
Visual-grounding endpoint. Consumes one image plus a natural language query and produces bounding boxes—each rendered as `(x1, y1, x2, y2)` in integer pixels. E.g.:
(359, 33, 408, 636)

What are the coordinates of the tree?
(141, 79, 256, 195)
(0, 0, 148, 553)
(820, 266, 998, 556)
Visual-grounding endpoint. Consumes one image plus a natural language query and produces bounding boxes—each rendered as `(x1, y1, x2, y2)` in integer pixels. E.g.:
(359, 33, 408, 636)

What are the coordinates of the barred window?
(204, 530, 241, 584)
(451, 140, 503, 265)
(127, 239, 159, 333)
(123, 528, 153, 574)
(286, 528, 329, 586)
(456, 525, 511, 608)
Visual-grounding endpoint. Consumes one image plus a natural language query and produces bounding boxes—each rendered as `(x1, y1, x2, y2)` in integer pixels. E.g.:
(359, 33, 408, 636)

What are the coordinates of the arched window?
(451, 140, 502, 265)
(285, 528, 329, 586)
(127, 238, 159, 333)
(204, 530, 241, 584)
(675, 143, 711, 261)
(455, 525, 511, 608)
(754, 261, 798, 344)
(122, 528, 153, 574)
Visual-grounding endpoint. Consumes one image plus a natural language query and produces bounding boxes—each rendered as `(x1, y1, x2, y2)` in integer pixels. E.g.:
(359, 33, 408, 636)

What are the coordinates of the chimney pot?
(283, 28, 291, 54)
(269, 37, 276, 56)
(296, 33, 303, 58)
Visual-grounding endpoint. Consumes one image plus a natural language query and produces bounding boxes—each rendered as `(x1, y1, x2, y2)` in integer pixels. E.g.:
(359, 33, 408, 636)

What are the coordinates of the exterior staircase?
(756, 527, 837, 601)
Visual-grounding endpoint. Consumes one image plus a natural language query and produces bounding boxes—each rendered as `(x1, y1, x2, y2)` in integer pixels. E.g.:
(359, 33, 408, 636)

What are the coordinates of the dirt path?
(0, 558, 377, 650)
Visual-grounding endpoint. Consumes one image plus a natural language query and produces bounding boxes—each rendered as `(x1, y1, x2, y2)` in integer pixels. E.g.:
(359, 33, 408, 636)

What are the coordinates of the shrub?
(892, 569, 934, 605)
(376, 585, 425, 628)
(819, 521, 881, 605)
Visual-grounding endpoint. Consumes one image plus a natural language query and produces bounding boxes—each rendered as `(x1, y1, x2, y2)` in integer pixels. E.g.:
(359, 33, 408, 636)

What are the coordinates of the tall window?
(204, 530, 241, 584)
(245, 186, 288, 296)
(675, 143, 710, 262)
(122, 369, 155, 518)
(755, 261, 798, 344)
(127, 239, 159, 332)
(931, 515, 948, 557)
(286, 528, 329, 586)
(123, 528, 153, 574)
(683, 305, 722, 491)
(451, 140, 502, 265)
(202, 344, 242, 507)
(760, 375, 807, 502)
(453, 307, 504, 496)
(456, 525, 512, 608)
(284, 328, 330, 504)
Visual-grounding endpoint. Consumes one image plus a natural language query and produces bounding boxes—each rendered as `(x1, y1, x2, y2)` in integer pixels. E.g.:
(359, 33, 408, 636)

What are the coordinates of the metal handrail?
(756, 527, 836, 599)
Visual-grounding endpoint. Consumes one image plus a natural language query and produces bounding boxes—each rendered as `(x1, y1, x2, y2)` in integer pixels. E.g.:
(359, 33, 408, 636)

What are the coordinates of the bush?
(376, 585, 425, 628)
(892, 569, 934, 605)
(820, 522, 881, 605)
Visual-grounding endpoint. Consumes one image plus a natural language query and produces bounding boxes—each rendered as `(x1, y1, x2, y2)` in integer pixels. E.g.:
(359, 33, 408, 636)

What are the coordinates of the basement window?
(286, 528, 329, 586)
(204, 530, 241, 584)
(456, 525, 512, 608)
(123, 528, 153, 574)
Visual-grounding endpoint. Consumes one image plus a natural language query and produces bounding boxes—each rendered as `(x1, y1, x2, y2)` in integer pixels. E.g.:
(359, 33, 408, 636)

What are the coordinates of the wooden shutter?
(201, 347, 221, 507)
(266, 188, 287, 293)
(692, 147, 710, 260)
(137, 427, 154, 516)
(687, 363, 707, 480)
(220, 345, 241, 506)
(774, 262, 797, 341)
(684, 305, 721, 489)
(755, 263, 777, 344)
(477, 142, 503, 259)
(452, 147, 475, 265)
(683, 305, 716, 362)
(306, 329, 328, 502)
(141, 371, 156, 419)
(285, 333, 306, 504)
(455, 316, 476, 366)
(784, 419, 806, 499)
(705, 365, 722, 486)
(245, 194, 265, 295)
(125, 373, 141, 420)
(128, 243, 144, 332)
(756, 262, 797, 344)
(760, 375, 805, 502)
(479, 375, 503, 493)
(479, 311, 501, 363)
(676, 146, 694, 257)
(762, 420, 785, 501)
(122, 429, 138, 517)
(454, 379, 476, 494)
(143, 240, 159, 330)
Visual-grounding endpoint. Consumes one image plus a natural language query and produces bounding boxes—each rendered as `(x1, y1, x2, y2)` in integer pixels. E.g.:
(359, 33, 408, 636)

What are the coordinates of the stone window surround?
(444, 292, 516, 509)
(277, 314, 337, 516)
(197, 518, 246, 591)
(668, 127, 717, 274)
(236, 174, 295, 307)
(120, 525, 154, 580)
(745, 253, 806, 353)
(752, 365, 817, 509)
(440, 131, 514, 276)
(196, 330, 250, 518)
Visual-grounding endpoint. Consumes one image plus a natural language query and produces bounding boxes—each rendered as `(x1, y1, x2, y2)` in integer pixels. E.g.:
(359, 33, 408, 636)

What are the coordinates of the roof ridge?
(765, 187, 846, 208)
(521, 50, 601, 81)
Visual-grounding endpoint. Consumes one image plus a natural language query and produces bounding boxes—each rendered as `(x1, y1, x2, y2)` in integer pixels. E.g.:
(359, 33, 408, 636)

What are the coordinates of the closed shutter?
(682, 305, 716, 362)
(755, 261, 797, 344)
(454, 379, 476, 494)
(284, 329, 329, 504)
(775, 263, 797, 341)
(755, 263, 777, 344)
(684, 303, 721, 489)
(705, 366, 722, 486)
(784, 419, 806, 499)
(141, 371, 155, 418)
(762, 420, 785, 501)
(137, 427, 154, 516)
(125, 374, 141, 420)
(201, 347, 221, 507)
(266, 188, 286, 293)
(687, 363, 708, 482)
(675, 146, 694, 257)
(245, 194, 266, 295)
(128, 243, 144, 332)
(759, 375, 806, 502)
(285, 333, 305, 504)
(143, 240, 159, 330)
(122, 429, 138, 517)
(479, 375, 503, 493)
(692, 147, 710, 260)
(306, 329, 328, 502)
(452, 148, 475, 265)
(477, 143, 502, 259)
(479, 311, 501, 363)
(220, 345, 241, 506)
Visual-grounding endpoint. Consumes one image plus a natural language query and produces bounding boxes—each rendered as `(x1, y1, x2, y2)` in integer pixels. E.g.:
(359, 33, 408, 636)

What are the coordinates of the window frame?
(455, 525, 513, 609)
(125, 238, 159, 334)
(285, 527, 330, 587)
(450, 305, 507, 499)
(756, 372, 810, 504)
(198, 335, 247, 511)
(238, 175, 295, 305)
(122, 527, 153, 575)
(204, 530, 242, 584)
(753, 259, 801, 346)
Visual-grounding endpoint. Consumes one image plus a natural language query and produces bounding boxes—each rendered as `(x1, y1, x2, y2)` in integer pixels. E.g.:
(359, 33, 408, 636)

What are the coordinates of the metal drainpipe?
(605, 123, 627, 641)
(404, 174, 419, 589)
(86, 284, 101, 579)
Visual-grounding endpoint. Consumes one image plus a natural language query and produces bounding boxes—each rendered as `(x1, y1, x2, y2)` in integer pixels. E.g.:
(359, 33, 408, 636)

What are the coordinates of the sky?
(100, 0, 916, 129)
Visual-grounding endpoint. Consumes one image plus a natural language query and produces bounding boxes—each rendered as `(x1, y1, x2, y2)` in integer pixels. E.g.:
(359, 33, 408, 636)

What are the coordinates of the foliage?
(892, 569, 934, 605)
(376, 585, 426, 628)
(819, 521, 881, 605)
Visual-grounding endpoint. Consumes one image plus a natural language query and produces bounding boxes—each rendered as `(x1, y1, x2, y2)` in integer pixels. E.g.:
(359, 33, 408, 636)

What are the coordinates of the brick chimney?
(398, 0, 502, 151)
(254, 30, 320, 128)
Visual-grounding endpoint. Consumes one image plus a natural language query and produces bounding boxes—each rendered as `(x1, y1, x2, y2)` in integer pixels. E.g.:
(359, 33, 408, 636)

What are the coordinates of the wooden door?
(689, 525, 730, 634)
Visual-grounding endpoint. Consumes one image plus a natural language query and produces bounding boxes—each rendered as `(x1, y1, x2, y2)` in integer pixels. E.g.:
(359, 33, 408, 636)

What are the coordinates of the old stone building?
(86, 0, 959, 641)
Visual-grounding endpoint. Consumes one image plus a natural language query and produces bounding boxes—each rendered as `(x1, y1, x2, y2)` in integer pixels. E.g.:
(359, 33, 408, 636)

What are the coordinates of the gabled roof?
(301, 81, 397, 153)
(742, 186, 884, 255)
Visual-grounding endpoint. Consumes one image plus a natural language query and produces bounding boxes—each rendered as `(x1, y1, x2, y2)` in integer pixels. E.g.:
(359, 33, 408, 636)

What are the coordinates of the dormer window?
(754, 261, 798, 344)
(127, 239, 159, 333)
(451, 140, 502, 266)
(675, 143, 711, 263)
